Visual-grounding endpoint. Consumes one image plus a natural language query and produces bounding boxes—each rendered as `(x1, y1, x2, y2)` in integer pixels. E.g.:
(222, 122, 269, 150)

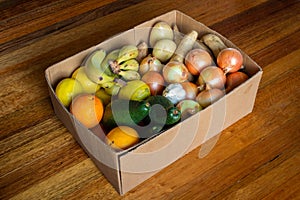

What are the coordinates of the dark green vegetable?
(102, 99, 150, 131)
(146, 95, 181, 125)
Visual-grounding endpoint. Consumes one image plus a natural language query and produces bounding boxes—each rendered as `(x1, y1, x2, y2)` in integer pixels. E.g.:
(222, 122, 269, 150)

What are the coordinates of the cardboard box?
(45, 10, 262, 195)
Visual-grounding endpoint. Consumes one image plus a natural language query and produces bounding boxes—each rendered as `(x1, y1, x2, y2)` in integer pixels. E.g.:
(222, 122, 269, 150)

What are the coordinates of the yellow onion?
(217, 48, 243, 74)
(225, 71, 248, 93)
(141, 71, 165, 95)
(139, 55, 163, 76)
(162, 82, 198, 104)
(163, 61, 189, 83)
(198, 66, 226, 90)
(196, 88, 224, 108)
(185, 48, 214, 76)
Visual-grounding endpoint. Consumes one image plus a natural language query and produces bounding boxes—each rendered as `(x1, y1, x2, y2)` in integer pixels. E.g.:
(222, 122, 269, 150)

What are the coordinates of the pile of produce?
(55, 21, 249, 151)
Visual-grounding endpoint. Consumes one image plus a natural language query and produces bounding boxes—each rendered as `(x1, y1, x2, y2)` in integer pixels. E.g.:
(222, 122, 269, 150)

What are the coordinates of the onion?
(185, 48, 214, 75)
(176, 100, 201, 120)
(163, 61, 189, 83)
(196, 88, 225, 108)
(162, 82, 198, 104)
(139, 55, 163, 76)
(198, 66, 226, 90)
(217, 48, 243, 74)
(141, 71, 165, 95)
(225, 71, 249, 93)
(180, 82, 199, 100)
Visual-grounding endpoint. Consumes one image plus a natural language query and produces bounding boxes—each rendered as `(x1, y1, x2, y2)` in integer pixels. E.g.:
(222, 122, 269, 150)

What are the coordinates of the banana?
(102, 81, 121, 96)
(116, 45, 139, 64)
(119, 59, 139, 71)
(84, 49, 117, 84)
(101, 49, 120, 76)
(118, 70, 141, 81)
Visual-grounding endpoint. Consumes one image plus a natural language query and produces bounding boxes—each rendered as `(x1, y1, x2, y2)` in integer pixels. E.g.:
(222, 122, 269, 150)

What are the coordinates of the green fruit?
(102, 99, 151, 131)
(118, 80, 151, 101)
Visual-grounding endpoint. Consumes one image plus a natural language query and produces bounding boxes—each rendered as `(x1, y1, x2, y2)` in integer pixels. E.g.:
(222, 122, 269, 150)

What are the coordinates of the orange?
(105, 126, 139, 150)
(70, 94, 104, 128)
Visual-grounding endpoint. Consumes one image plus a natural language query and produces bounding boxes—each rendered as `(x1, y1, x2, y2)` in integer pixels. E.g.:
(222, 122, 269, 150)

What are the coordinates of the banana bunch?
(83, 49, 117, 85)
(108, 45, 141, 81)
(101, 81, 122, 96)
(83, 45, 141, 97)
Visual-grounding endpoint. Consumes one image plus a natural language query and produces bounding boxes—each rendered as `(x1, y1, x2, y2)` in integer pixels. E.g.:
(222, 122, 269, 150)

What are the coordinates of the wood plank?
(262, 173, 300, 200)
(218, 152, 300, 199)
(0, 0, 299, 199)
(9, 159, 101, 200)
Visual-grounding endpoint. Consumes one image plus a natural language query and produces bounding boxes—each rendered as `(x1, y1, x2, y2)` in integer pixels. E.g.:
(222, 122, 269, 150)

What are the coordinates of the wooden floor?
(1, 0, 299, 199)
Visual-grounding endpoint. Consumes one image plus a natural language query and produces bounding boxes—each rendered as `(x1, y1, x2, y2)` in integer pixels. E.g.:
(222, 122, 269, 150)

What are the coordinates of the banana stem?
(109, 60, 121, 74)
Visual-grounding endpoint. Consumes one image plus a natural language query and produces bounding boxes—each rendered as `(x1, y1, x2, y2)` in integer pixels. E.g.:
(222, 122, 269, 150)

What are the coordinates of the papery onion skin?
(139, 55, 163, 76)
(198, 66, 226, 90)
(163, 61, 189, 83)
(185, 48, 214, 76)
(217, 48, 243, 74)
(149, 21, 174, 47)
(225, 71, 249, 93)
(153, 39, 177, 63)
(180, 82, 199, 100)
(141, 71, 165, 96)
(176, 99, 202, 120)
(162, 83, 186, 104)
(196, 88, 225, 108)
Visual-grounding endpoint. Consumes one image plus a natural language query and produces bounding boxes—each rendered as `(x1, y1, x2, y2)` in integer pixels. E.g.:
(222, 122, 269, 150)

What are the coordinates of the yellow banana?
(116, 45, 139, 64)
(118, 70, 141, 81)
(102, 81, 121, 96)
(119, 59, 139, 71)
(101, 49, 120, 76)
(84, 49, 117, 84)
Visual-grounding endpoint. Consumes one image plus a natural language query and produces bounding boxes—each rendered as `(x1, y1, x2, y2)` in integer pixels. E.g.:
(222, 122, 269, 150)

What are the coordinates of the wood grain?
(0, 0, 299, 199)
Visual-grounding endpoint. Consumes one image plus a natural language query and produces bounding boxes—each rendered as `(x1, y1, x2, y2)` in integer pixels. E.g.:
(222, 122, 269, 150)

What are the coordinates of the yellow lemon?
(72, 67, 101, 93)
(106, 126, 139, 150)
(55, 78, 83, 107)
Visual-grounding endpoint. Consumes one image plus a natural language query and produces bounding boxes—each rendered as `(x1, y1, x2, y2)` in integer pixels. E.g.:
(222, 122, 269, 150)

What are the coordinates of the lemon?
(55, 78, 83, 107)
(106, 126, 139, 150)
(72, 66, 101, 93)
